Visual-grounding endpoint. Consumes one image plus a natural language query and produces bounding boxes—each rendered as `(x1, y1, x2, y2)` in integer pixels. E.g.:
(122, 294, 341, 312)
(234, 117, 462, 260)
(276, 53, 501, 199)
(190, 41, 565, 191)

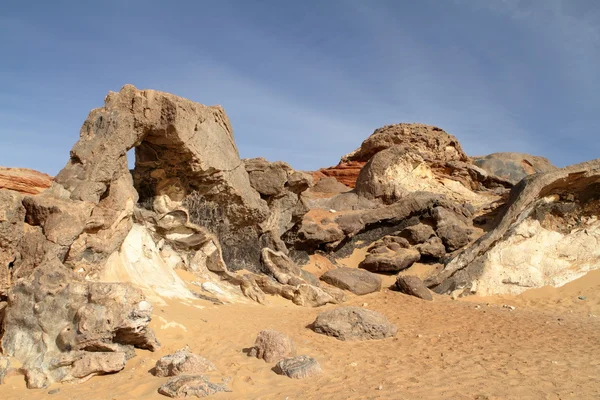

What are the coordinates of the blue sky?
(1, 0, 599, 175)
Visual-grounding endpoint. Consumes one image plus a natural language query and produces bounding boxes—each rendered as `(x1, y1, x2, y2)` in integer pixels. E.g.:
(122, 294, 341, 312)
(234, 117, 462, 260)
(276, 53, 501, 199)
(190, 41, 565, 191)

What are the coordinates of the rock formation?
(429, 159, 600, 296)
(0, 167, 52, 195)
(472, 152, 557, 184)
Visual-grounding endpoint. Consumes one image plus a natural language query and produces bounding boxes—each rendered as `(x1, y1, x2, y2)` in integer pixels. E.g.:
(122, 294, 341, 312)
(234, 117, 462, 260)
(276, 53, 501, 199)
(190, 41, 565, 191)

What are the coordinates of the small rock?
(248, 330, 296, 363)
(158, 375, 230, 398)
(154, 346, 216, 377)
(274, 355, 322, 379)
(48, 389, 61, 395)
(578, 296, 587, 300)
(395, 275, 433, 301)
(502, 304, 516, 311)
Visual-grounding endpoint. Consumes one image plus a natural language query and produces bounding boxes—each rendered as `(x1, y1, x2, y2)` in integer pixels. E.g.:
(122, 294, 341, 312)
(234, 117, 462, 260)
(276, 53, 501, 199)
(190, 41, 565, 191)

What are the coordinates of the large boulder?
(158, 375, 231, 398)
(473, 152, 557, 184)
(430, 159, 600, 296)
(312, 306, 397, 341)
(0, 167, 52, 195)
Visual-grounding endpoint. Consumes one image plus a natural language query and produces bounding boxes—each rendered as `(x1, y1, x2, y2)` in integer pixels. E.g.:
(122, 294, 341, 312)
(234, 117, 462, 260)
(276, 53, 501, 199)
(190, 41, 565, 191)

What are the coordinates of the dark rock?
(395, 275, 433, 301)
(400, 224, 436, 245)
(320, 267, 382, 295)
(312, 306, 397, 341)
(415, 237, 446, 259)
(432, 207, 473, 252)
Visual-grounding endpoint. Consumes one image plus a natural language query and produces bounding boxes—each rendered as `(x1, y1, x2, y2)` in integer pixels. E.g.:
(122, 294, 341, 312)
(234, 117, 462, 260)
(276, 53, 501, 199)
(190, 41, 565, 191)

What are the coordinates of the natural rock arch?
(53, 84, 269, 273)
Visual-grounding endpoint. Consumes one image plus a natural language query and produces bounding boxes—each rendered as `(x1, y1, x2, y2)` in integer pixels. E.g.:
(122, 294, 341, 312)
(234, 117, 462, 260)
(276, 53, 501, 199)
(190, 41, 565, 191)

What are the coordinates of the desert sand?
(2, 256, 599, 400)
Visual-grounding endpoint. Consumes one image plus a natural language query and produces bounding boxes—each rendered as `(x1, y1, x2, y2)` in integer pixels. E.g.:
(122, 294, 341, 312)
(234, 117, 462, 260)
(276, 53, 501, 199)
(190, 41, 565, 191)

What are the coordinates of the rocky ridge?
(0, 85, 596, 397)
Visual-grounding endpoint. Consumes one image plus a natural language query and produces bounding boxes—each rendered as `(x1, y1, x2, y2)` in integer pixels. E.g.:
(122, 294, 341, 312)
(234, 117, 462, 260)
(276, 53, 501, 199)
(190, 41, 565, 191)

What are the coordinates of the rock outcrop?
(429, 159, 600, 296)
(54, 84, 268, 273)
(0, 167, 52, 195)
(313, 161, 365, 188)
(472, 152, 557, 184)
(1, 261, 159, 388)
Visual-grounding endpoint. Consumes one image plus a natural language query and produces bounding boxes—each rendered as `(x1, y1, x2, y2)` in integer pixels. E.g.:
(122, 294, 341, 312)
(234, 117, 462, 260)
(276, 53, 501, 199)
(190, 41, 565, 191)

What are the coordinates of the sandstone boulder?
(248, 330, 296, 363)
(320, 267, 382, 295)
(154, 347, 216, 377)
(312, 306, 397, 341)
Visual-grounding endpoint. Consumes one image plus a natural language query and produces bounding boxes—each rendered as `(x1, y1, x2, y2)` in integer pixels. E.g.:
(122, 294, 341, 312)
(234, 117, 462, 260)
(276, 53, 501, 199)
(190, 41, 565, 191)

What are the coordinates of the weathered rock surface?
(248, 330, 296, 363)
(320, 267, 382, 295)
(0, 356, 9, 384)
(312, 306, 397, 341)
(1, 261, 159, 388)
(360, 246, 421, 273)
(0, 167, 52, 195)
(395, 275, 433, 301)
(292, 284, 339, 307)
(342, 123, 469, 164)
(430, 159, 600, 296)
(158, 375, 230, 398)
(274, 355, 322, 379)
(0, 190, 25, 296)
(53, 84, 268, 273)
(58, 351, 127, 384)
(154, 347, 216, 377)
(473, 152, 557, 184)
(313, 161, 365, 188)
